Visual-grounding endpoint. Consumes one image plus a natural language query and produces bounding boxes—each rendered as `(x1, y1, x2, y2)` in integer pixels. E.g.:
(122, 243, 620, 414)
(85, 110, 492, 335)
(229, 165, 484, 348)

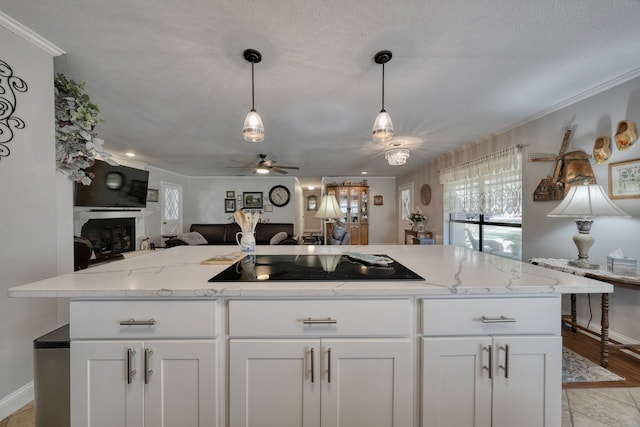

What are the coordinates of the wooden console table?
(531, 258, 640, 367)
(404, 229, 432, 244)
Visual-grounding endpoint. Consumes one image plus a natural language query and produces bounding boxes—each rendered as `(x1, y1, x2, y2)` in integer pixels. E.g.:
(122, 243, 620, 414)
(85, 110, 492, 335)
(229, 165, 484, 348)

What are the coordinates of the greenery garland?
(54, 73, 115, 185)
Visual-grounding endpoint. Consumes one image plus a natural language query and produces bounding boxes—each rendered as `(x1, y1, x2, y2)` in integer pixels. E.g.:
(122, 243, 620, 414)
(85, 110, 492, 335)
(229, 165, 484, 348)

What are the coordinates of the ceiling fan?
(228, 154, 300, 175)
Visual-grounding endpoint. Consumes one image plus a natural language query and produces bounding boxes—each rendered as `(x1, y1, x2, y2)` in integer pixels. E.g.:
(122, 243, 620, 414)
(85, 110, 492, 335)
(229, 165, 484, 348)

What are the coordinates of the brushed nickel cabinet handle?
(482, 345, 492, 379)
(302, 317, 337, 325)
(120, 318, 156, 326)
(480, 315, 516, 323)
(499, 344, 510, 378)
(327, 347, 332, 383)
(144, 348, 153, 384)
(126, 348, 136, 384)
(310, 348, 315, 383)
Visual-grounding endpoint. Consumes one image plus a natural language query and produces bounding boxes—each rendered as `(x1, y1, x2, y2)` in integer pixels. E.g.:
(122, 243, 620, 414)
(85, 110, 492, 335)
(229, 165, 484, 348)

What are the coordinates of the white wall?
(322, 176, 397, 244)
(399, 75, 640, 344)
(0, 24, 62, 417)
(184, 176, 299, 234)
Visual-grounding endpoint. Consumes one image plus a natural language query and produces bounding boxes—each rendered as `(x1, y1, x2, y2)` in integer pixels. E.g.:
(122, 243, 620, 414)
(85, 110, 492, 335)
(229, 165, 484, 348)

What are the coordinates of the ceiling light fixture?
(385, 142, 410, 165)
(372, 50, 394, 142)
(242, 49, 264, 142)
(255, 167, 269, 174)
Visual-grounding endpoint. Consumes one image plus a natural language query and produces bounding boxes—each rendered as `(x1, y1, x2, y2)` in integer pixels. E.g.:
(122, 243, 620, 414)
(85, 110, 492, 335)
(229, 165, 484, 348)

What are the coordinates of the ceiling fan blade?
(273, 165, 299, 169)
(271, 168, 288, 174)
(263, 159, 275, 167)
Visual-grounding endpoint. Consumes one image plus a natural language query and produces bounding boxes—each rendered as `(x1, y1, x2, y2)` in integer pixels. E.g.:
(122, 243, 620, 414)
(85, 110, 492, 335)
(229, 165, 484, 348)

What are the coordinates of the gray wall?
(399, 75, 640, 344)
(0, 25, 63, 417)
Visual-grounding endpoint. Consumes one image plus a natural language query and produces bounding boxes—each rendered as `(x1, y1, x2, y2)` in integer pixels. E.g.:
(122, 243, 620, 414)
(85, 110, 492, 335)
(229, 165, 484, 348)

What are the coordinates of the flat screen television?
(74, 160, 150, 208)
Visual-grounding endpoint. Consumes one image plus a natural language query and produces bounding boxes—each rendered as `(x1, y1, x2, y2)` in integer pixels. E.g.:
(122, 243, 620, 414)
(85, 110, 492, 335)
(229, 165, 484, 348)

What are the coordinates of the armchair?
(327, 222, 351, 245)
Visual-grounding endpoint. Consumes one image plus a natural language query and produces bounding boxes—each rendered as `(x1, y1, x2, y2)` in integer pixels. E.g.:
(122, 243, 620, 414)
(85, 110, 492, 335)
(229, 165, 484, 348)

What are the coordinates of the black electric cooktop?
(208, 254, 424, 282)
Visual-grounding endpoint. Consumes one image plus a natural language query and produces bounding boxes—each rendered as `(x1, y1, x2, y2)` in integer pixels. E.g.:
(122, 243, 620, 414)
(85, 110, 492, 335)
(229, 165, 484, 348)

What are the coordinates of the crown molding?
(0, 11, 64, 56)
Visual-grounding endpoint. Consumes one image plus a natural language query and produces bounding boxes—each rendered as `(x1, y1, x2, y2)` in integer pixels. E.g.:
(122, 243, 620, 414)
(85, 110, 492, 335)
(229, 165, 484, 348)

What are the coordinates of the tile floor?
(2, 389, 640, 426)
(564, 388, 640, 426)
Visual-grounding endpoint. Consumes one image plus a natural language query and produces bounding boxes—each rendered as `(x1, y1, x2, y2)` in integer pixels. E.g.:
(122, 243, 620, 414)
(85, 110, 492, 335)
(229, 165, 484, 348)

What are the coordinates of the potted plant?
(55, 73, 116, 185)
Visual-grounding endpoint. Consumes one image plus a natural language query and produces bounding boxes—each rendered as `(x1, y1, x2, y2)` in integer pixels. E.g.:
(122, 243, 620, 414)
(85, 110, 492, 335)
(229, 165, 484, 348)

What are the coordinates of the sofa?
(165, 223, 299, 247)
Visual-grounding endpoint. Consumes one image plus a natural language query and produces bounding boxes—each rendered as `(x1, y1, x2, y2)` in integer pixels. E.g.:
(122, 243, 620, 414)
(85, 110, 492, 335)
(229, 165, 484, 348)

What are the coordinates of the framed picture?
(374, 195, 383, 206)
(236, 194, 242, 202)
(146, 188, 159, 203)
(243, 192, 263, 209)
(225, 199, 236, 213)
(307, 195, 317, 210)
(264, 204, 273, 212)
(226, 190, 235, 198)
(608, 158, 640, 199)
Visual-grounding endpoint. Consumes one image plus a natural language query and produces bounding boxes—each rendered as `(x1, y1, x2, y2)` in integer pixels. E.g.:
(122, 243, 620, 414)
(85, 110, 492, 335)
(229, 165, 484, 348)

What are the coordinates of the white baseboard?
(0, 381, 33, 421)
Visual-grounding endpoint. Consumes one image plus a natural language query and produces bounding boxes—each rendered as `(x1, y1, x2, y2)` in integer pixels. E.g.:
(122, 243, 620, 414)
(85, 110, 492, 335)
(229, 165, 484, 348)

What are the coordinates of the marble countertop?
(8, 245, 612, 298)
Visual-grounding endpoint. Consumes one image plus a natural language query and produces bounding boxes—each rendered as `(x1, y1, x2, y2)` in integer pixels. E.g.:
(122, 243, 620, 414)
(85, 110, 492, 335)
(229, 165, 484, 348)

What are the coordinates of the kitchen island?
(9, 245, 611, 427)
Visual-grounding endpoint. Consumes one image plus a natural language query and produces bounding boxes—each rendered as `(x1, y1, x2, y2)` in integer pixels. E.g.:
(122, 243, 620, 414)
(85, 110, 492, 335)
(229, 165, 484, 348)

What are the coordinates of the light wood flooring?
(0, 402, 33, 427)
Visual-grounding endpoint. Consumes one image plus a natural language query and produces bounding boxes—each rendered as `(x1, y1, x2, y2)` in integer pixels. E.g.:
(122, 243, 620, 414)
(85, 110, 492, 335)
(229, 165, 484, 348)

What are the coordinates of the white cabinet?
(228, 299, 413, 427)
(69, 300, 218, 427)
(420, 297, 562, 427)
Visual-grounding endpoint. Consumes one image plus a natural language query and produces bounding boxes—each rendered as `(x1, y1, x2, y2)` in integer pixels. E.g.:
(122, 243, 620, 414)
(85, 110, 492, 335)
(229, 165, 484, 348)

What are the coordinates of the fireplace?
(81, 218, 136, 258)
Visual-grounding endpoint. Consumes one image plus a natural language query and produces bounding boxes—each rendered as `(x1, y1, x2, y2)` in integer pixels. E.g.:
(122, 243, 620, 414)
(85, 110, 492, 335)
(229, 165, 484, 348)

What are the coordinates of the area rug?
(563, 347, 625, 383)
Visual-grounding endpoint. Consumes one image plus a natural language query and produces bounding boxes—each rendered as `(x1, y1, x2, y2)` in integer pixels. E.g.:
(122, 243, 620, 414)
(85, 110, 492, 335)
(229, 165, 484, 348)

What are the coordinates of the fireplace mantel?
(74, 208, 155, 221)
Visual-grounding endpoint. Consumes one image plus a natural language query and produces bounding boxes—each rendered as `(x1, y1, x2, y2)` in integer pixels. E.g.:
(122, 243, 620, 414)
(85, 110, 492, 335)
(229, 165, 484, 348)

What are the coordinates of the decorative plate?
(420, 184, 432, 206)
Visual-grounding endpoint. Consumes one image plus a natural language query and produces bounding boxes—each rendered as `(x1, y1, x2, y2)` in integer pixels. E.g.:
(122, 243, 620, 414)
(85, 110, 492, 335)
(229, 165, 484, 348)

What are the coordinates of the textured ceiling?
(3, 0, 640, 180)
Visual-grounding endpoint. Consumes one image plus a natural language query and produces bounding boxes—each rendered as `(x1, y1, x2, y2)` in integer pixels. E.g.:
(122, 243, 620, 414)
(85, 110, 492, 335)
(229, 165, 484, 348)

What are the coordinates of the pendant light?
(372, 50, 394, 141)
(242, 49, 264, 142)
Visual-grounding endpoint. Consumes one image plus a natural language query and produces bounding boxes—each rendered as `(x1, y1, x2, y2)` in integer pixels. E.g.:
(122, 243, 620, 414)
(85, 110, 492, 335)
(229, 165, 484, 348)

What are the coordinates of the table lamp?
(315, 195, 342, 245)
(547, 181, 630, 269)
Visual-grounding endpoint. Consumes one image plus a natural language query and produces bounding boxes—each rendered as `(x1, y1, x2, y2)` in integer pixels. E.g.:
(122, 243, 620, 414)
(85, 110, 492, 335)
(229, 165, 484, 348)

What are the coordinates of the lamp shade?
(547, 183, 630, 219)
(372, 110, 394, 141)
(315, 195, 342, 219)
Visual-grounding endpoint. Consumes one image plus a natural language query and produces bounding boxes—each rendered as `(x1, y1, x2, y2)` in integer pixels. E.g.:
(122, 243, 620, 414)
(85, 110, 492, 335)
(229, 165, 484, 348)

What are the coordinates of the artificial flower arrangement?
(55, 73, 116, 185)
(408, 208, 427, 226)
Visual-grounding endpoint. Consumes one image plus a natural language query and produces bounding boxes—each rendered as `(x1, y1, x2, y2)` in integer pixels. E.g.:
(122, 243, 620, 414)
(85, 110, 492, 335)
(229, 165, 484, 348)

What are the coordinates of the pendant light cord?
(251, 60, 256, 111)
(381, 62, 385, 112)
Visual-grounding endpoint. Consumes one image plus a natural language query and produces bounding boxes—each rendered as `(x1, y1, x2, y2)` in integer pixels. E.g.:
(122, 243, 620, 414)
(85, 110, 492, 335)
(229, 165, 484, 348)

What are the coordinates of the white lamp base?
(568, 220, 599, 270)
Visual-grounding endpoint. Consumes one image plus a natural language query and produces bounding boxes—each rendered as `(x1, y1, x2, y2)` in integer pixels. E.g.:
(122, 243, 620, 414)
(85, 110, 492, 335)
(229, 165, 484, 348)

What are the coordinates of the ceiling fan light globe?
(256, 167, 270, 174)
(372, 111, 394, 141)
(243, 110, 264, 142)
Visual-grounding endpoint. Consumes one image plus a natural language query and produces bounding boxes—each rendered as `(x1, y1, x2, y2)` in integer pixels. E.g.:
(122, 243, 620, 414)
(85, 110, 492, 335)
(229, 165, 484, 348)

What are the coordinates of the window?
(440, 146, 522, 259)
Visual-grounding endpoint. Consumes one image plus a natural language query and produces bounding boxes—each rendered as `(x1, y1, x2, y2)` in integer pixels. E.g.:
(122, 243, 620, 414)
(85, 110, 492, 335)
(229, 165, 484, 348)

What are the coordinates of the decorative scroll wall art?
(0, 60, 28, 160)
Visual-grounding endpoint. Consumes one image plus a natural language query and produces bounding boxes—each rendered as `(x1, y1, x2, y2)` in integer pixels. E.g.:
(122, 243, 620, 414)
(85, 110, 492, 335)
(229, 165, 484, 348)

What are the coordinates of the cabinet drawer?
(229, 299, 411, 337)
(421, 297, 560, 336)
(70, 299, 217, 339)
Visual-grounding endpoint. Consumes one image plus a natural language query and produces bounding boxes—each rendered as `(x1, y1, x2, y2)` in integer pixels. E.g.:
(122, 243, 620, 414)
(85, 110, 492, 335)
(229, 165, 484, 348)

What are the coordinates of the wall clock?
(420, 184, 432, 206)
(269, 185, 290, 207)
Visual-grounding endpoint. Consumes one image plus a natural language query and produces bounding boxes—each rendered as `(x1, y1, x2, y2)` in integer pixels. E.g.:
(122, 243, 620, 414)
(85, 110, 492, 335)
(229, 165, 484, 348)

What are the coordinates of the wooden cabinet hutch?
(326, 183, 369, 245)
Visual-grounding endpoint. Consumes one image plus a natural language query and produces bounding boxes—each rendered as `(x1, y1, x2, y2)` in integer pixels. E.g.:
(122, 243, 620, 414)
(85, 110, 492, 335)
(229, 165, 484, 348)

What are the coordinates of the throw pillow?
(178, 231, 208, 245)
(332, 224, 347, 240)
(270, 231, 289, 245)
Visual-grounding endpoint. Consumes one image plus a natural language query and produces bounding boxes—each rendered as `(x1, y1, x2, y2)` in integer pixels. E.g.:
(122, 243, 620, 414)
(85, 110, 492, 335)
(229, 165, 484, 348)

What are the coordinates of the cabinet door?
(491, 335, 561, 427)
(321, 339, 413, 427)
(144, 340, 217, 427)
(229, 339, 320, 427)
(422, 337, 492, 427)
(71, 341, 144, 427)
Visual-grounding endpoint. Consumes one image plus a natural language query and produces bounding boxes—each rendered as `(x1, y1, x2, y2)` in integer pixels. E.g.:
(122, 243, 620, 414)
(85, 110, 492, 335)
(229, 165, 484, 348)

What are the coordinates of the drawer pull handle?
(126, 348, 136, 384)
(480, 315, 516, 323)
(302, 317, 337, 325)
(120, 318, 156, 326)
(144, 348, 154, 384)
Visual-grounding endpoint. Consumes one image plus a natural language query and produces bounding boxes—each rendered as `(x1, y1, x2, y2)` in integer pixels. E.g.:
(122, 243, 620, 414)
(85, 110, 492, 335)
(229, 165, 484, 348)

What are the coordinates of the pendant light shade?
(242, 49, 264, 142)
(372, 50, 394, 141)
